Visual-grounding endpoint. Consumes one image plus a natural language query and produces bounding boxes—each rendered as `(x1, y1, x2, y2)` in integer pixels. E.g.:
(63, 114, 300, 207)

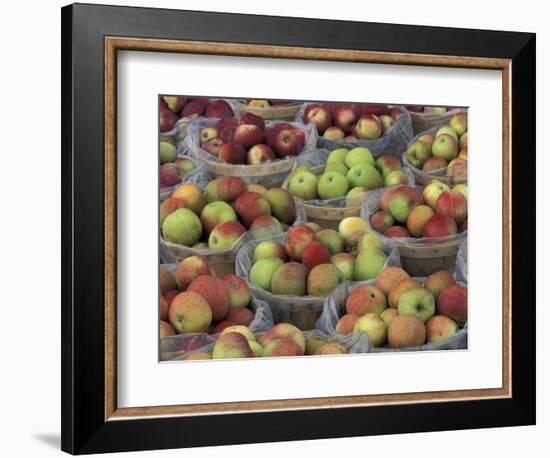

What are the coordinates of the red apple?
(219, 143, 246, 164)
(333, 106, 357, 134)
(303, 104, 332, 134)
(272, 128, 301, 158)
(233, 124, 265, 148)
(246, 144, 276, 165)
(239, 112, 265, 130)
(422, 214, 458, 238)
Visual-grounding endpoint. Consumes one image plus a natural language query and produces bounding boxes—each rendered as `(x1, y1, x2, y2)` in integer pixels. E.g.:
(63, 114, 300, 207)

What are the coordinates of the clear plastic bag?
(159, 144, 204, 201)
(295, 104, 413, 156)
(456, 238, 468, 283)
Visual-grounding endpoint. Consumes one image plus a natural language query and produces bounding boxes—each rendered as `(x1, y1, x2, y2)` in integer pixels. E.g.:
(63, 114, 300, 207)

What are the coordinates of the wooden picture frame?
(61, 3, 535, 454)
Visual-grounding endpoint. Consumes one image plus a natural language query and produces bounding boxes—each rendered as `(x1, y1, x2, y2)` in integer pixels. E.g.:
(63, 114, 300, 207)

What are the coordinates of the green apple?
(346, 186, 369, 207)
(346, 163, 383, 189)
(288, 171, 318, 200)
(325, 162, 349, 176)
(330, 252, 355, 281)
(249, 256, 285, 291)
(422, 180, 450, 209)
(352, 313, 387, 346)
(450, 113, 468, 137)
(317, 229, 345, 255)
(344, 147, 375, 168)
(356, 231, 383, 251)
(354, 247, 387, 281)
(453, 183, 468, 199)
(436, 126, 459, 142)
(432, 134, 459, 162)
(162, 208, 202, 246)
(200, 201, 237, 234)
(406, 140, 432, 168)
(326, 148, 349, 164)
(317, 171, 349, 199)
(160, 141, 177, 164)
(397, 288, 436, 323)
(388, 192, 417, 223)
(292, 164, 312, 175)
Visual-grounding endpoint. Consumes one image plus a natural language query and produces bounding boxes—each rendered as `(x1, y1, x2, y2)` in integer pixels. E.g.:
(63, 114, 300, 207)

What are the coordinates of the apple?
(262, 339, 304, 357)
(422, 180, 451, 209)
(422, 156, 447, 173)
(160, 320, 176, 338)
(333, 106, 357, 134)
(385, 170, 409, 186)
(325, 162, 349, 176)
(323, 126, 346, 139)
(417, 133, 435, 146)
(233, 124, 264, 148)
(447, 158, 468, 181)
(397, 287, 436, 323)
(344, 147, 375, 168)
(249, 215, 283, 239)
(218, 125, 237, 143)
(426, 315, 458, 343)
(208, 221, 246, 250)
(453, 183, 468, 199)
(203, 176, 247, 203)
(381, 308, 398, 328)
(435, 190, 468, 224)
(233, 192, 272, 227)
(272, 128, 301, 157)
(246, 144, 276, 164)
(202, 138, 224, 156)
(270, 262, 308, 296)
(187, 275, 231, 321)
(304, 222, 322, 233)
(459, 132, 468, 149)
(387, 315, 426, 348)
(389, 107, 404, 120)
(379, 114, 394, 133)
(160, 163, 181, 188)
(422, 215, 458, 238)
(288, 171, 318, 201)
(346, 164, 383, 189)
(356, 231, 383, 252)
(239, 112, 265, 130)
(205, 99, 234, 118)
(316, 229, 345, 255)
(221, 274, 250, 308)
(200, 201, 237, 234)
(354, 247, 387, 281)
(303, 104, 332, 134)
(199, 126, 219, 144)
(406, 205, 435, 237)
(162, 208, 202, 246)
(346, 186, 369, 207)
(432, 133, 459, 162)
(265, 188, 297, 224)
(338, 216, 371, 240)
(218, 143, 247, 164)
(284, 225, 316, 261)
(437, 284, 468, 325)
(253, 240, 288, 262)
(375, 266, 410, 296)
(458, 147, 468, 160)
(336, 314, 360, 335)
(346, 284, 387, 316)
(317, 172, 350, 199)
(406, 140, 432, 168)
(247, 183, 268, 195)
(226, 307, 254, 326)
(212, 332, 254, 359)
(384, 226, 411, 238)
(388, 278, 422, 308)
(249, 256, 286, 291)
(160, 197, 187, 226)
(424, 271, 456, 299)
(160, 141, 177, 164)
(248, 99, 270, 108)
(388, 190, 419, 223)
(436, 126, 459, 142)
(160, 266, 177, 293)
(327, 148, 349, 164)
(169, 291, 212, 334)
(330, 252, 355, 281)
(307, 263, 342, 297)
(301, 242, 331, 270)
(181, 100, 206, 118)
(174, 157, 195, 175)
(376, 155, 401, 179)
(449, 113, 468, 137)
(352, 103, 389, 117)
(355, 115, 382, 139)
(353, 313, 387, 346)
(370, 210, 395, 234)
(260, 323, 306, 352)
(163, 95, 187, 113)
(159, 105, 179, 132)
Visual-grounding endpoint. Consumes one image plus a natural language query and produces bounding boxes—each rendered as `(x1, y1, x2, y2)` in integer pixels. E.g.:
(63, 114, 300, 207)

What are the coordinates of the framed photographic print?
(61, 3, 536, 454)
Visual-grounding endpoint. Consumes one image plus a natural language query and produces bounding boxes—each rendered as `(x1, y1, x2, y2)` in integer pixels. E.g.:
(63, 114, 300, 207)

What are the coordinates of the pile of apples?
(240, 99, 296, 109)
(287, 147, 408, 202)
(303, 103, 403, 141)
(159, 141, 195, 188)
(247, 218, 390, 297)
(197, 112, 308, 165)
(160, 96, 235, 133)
(405, 112, 468, 178)
(176, 323, 354, 360)
(160, 256, 259, 338)
(161, 176, 298, 250)
(333, 266, 467, 348)
(369, 183, 468, 239)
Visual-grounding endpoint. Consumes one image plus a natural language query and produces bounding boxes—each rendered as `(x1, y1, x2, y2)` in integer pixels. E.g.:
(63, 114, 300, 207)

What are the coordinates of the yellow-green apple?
(160, 197, 187, 226)
(187, 275, 230, 321)
(234, 192, 271, 227)
(397, 288, 435, 323)
(219, 143, 247, 164)
(226, 306, 254, 326)
(287, 171, 318, 201)
(417, 133, 435, 146)
(160, 266, 177, 293)
(388, 314, 426, 348)
(406, 140, 432, 168)
(327, 147, 349, 164)
(303, 104, 332, 134)
(160, 141, 177, 164)
(379, 114, 394, 133)
(453, 183, 468, 199)
(330, 252, 355, 281)
(384, 226, 411, 238)
(316, 229, 345, 255)
(388, 190, 420, 223)
(163, 95, 187, 113)
(233, 124, 264, 148)
(353, 313, 387, 346)
(388, 278, 422, 308)
(346, 284, 387, 316)
(424, 270, 456, 299)
(344, 147, 375, 168)
(249, 256, 285, 291)
(356, 231, 384, 251)
(284, 224, 316, 261)
(247, 183, 268, 195)
(354, 247, 387, 281)
(221, 275, 250, 308)
(246, 144, 275, 164)
(220, 324, 256, 342)
(338, 216, 371, 240)
(435, 190, 467, 224)
(270, 262, 308, 295)
(248, 99, 270, 108)
(346, 186, 369, 207)
(208, 221, 247, 250)
(305, 335, 328, 355)
(370, 210, 395, 234)
(335, 314, 360, 334)
(437, 284, 468, 325)
(376, 266, 410, 296)
(199, 126, 219, 144)
(449, 113, 468, 137)
(200, 201, 237, 234)
(307, 263, 343, 296)
(261, 338, 304, 357)
(375, 155, 401, 178)
(422, 156, 448, 172)
(212, 332, 254, 359)
(356, 114, 382, 139)
(160, 163, 182, 187)
(317, 171, 349, 199)
(379, 187, 400, 211)
(313, 342, 349, 355)
(325, 162, 349, 176)
(175, 255, 213, 290)
(260, 323, 306, 351)
(169, 291, 212, 333)
(253, 240, 288, 262)
(424, 106, 447, 114)
(432, 133, 458, 162)
(204, 176, 247, 203)
(406, 204, 435, 237)
(160, 320, 176, 338)
(333, 106, 357, 134)
(436, 126, 459, 142)
(323, 126, 346, 140)
(162, 208, 202, 246)
(422, 214, 458, 237)
(459, 132, 468, 149)
(202, 138, 224, 156)
(422, 180, 450, 209)
(273, 128, 301, 157)
(426, 315, 458, 343)
(174, 157, 195, 175)
(264, 188, 296, 224)
(239, 112, 265, 130)
(381, 308, 398, 328)
(301, 241, 331, 270)
(385, 170, 409, 186)
(346, 164, 383, 189)
(248, 341, 263, 357)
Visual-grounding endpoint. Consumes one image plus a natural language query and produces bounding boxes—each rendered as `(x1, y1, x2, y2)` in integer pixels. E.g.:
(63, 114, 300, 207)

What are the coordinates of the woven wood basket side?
(237, 102, 303, 120)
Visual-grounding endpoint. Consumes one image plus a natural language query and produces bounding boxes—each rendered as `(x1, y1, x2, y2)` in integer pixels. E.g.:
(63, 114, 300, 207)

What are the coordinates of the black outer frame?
(61, 3, 536, 455)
